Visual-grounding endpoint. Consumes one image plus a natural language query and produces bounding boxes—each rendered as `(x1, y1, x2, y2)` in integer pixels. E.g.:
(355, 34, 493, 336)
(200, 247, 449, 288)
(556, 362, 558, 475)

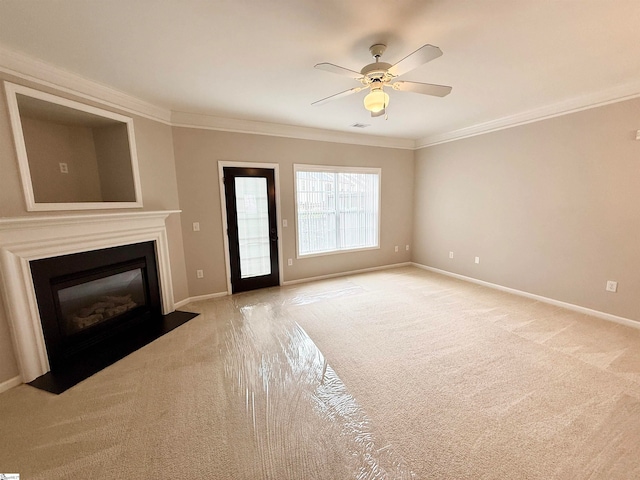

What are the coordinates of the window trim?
(293, 164, 381, 259)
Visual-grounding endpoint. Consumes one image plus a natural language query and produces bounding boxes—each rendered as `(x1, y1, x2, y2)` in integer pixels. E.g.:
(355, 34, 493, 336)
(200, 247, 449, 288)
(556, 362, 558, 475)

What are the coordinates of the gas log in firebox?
(30, 241, 161, 371)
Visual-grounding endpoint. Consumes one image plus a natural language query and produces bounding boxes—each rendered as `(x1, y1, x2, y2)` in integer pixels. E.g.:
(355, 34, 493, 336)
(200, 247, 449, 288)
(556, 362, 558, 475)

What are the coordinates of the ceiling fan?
(312, 43, 452, 117)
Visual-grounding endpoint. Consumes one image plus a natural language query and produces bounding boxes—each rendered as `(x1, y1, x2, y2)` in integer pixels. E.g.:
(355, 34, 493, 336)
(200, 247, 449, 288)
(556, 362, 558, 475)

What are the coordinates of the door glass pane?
(235, 177, 271, 278)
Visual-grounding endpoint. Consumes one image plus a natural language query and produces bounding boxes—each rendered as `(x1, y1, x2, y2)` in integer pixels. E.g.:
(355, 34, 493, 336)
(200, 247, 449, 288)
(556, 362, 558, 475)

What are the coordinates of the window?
(294, 165, 380, 257)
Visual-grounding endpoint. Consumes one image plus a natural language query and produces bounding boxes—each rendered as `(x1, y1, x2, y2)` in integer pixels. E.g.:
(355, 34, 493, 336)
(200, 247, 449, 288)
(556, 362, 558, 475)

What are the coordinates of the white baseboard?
(174, 291, 228, 308)
(0, 375, 22, 394)
(282, 262, 412, 286)
(412, 263, 640, 330)
(174, 263, 412, 305)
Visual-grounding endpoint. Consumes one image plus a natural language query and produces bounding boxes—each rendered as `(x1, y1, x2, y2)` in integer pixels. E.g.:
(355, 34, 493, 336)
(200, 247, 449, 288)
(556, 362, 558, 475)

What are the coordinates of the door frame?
(218, 161, 283, 295)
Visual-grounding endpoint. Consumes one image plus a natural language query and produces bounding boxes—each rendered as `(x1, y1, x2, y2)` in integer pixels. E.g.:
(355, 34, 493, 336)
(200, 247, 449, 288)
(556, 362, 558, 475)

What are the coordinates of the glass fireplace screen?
(56, 268, 146, 335)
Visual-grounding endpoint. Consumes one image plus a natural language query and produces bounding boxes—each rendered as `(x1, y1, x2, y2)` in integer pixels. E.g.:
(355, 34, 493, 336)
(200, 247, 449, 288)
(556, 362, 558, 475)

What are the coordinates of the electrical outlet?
(196, 269, 204, 279)
(287, 258, 293, 266)
(283, 219, 288, 227)
(394, 245, 399, 252)
(606, 280, 618, 292)
(449, 251, 454, 259)
(405, 245, 410, 251)
(192, 222, 200, 232)
(475, 256, 480, 264)
(59, 162, 68, 174)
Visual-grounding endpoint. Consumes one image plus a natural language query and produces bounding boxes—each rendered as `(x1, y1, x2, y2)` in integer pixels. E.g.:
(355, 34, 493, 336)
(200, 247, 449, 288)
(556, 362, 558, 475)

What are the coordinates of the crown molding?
(0, 44, 172, 124)
(171, 111, 416, 150)
(4, 43, 640, 151)
(0, 44, 414, 149)
(416, 81, 640, 149)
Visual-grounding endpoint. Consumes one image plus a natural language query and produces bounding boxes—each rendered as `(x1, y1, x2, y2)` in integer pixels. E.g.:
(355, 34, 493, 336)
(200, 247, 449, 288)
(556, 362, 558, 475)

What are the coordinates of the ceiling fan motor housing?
(360, 62, 392, 78)
(361, 44, 393, 85)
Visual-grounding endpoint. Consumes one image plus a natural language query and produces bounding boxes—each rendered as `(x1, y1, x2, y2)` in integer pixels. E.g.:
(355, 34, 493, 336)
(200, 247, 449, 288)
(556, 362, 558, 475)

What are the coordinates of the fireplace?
(0, 211, 180, 383)
(30, 242, 161, 370)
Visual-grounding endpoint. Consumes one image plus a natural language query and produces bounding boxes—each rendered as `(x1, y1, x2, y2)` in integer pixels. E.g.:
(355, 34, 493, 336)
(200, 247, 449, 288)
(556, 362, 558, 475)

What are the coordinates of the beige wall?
(172, 128, 415, 296)
(22, 117, 103, 203)
(413, 97, 640, 321)
(94, 123, 137, 202)
(0, 75, 188, 384)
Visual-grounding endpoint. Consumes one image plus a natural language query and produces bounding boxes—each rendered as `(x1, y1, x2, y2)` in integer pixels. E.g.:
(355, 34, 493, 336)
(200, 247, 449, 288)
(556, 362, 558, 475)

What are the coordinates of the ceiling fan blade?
(314, 62, 363, 80)
(391, 81, 452, 97)
(371, 108, 386, 118)
(312, 86, 365, 106)
(387, 44, 443, 77)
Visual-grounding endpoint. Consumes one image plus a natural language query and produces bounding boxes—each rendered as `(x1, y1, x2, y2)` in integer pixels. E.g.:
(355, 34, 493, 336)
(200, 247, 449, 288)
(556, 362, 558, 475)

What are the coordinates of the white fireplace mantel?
(0, 210, 180, 382)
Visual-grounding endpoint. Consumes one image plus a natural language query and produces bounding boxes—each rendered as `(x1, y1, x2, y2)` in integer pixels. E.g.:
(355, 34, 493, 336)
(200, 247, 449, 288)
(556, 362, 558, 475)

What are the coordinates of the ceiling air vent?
(351, 123, 370, 128)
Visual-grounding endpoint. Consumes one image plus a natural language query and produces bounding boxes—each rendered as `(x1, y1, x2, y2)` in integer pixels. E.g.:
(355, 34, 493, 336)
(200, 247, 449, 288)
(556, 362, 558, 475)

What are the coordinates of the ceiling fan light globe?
(363, 89, 389, 113)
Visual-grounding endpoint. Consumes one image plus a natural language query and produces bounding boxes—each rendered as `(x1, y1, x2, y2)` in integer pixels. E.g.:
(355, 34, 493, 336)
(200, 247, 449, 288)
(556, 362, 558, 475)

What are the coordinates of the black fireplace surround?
(30, 241, 161, 370)
(26, 241, 197, 394)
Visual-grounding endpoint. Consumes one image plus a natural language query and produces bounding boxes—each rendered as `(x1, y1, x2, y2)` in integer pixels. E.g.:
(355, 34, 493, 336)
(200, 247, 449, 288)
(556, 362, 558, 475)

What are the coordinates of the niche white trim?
(4, 81, 143, 211)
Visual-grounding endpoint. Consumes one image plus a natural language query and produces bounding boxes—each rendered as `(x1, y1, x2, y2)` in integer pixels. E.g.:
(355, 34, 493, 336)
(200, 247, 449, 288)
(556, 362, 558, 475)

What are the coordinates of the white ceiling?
(0, 0, 639, 144)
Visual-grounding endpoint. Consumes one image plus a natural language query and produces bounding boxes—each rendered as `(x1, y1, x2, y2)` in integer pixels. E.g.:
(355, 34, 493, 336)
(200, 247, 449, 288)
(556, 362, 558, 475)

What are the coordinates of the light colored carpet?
(1, 266, 640, 479)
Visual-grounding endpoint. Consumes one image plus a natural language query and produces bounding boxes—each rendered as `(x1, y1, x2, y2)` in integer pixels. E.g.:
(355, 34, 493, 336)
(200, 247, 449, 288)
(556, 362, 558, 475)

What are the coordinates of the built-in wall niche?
(4, 82, 143, 211)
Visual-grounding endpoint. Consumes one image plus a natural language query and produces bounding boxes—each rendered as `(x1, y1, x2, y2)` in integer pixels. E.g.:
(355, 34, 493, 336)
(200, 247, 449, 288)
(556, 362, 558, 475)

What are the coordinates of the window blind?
(295, 166, 380, 256)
